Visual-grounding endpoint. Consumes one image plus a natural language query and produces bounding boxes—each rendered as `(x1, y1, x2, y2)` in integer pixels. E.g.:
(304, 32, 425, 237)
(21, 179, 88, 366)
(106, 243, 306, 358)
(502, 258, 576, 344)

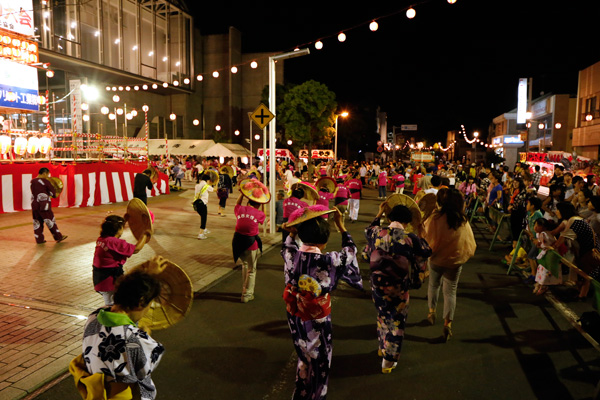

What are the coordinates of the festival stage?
(0, 160, 169, 214)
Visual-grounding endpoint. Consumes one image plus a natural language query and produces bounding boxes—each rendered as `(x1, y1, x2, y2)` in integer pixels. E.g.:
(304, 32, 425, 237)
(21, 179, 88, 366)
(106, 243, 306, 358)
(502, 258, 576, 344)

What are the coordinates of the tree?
(278, 80, 337, 175)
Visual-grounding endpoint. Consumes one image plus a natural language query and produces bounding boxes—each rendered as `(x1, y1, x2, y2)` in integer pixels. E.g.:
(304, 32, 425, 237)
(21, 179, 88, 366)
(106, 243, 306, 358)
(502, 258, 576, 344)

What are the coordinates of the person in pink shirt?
(283, 186, 309, 242)
(232, 194, 266, 303)
(93, 215, 151, 305)
(346, 172, 363, 223)
(333, 178, 349, 219)
(378, 167, 389, 199)
(393, 173, 406, 194)
(316, 187, 334, 218)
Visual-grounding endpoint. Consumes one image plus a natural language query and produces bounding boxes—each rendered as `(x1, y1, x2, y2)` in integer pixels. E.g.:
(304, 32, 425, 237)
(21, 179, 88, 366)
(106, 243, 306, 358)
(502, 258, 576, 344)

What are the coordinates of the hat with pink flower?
(239, 178, 271, 204)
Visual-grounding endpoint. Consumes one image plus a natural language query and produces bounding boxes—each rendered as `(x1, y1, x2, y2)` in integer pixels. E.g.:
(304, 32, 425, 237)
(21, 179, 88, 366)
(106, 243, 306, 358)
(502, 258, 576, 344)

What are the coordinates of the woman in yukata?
(364, 202, 431, 373)
(281, 205, 363, 400)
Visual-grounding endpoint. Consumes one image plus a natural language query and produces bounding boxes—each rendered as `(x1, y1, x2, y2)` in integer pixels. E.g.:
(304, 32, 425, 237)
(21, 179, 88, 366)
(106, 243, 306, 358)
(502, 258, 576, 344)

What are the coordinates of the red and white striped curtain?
(0, 161, 169, 213)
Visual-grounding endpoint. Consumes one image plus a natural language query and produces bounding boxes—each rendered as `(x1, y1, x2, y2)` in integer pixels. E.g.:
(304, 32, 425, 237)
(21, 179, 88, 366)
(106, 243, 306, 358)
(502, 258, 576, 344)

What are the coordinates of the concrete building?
(1, 0, 283, 159)
(490, 93, 575, 168)
(573, 60, 600, 159)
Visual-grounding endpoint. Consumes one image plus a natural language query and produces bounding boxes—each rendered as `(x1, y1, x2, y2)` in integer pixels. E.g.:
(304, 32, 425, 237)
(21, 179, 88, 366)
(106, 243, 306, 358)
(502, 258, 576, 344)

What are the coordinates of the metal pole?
(268, 49, 310, 234)
(334, 116, 338, 162)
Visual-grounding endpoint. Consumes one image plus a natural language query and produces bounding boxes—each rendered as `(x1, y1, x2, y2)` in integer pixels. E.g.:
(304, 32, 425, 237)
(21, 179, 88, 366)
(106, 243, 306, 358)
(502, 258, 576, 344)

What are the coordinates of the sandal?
(535, 286, 549, 295)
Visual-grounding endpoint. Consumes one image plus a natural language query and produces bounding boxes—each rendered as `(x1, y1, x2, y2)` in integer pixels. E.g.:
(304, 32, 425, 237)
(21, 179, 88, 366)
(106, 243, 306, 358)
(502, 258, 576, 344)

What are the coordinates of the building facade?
(573, 60, 600, 159)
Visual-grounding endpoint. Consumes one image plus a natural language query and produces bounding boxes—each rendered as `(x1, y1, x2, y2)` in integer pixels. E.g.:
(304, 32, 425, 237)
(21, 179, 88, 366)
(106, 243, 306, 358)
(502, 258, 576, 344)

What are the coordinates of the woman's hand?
(333, 208, 347, 233)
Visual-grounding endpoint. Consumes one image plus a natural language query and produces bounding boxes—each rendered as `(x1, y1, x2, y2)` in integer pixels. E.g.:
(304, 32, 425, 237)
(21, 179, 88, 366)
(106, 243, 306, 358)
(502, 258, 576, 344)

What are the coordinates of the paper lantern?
(0, 135, 10, 154)
(39, 136, 52, 154)
(14, 136, 27, 155)
(27, 136, 39, 154)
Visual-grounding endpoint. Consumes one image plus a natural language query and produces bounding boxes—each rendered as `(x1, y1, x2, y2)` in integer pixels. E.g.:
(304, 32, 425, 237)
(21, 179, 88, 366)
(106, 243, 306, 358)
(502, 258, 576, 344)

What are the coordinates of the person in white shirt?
(194, 174, 214, 239)
(424, 175, 442, 195)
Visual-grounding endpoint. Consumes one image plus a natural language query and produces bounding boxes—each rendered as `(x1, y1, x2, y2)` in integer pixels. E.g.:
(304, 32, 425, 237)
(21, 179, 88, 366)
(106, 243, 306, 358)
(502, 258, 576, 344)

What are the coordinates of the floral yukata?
(365, 218, 431, 362)
(281, 232, 363, 400)
(81, 307, 165, 400)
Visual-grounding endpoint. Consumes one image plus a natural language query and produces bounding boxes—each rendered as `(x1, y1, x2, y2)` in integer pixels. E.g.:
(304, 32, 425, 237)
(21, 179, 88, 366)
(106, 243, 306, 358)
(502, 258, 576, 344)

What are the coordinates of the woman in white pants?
(346, 172, 362, 223)
(423, 188, 476, 342)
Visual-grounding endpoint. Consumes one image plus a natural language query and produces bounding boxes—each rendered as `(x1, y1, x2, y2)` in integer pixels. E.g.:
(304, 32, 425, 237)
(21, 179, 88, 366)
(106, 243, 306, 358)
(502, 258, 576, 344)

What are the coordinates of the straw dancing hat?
(219, 165, 234, 178)
(137, 259, 193, 331)
(206, 169, 219, 186)
(316, 176, 336, 193)
(239, 178, 271, 204)
(126, 198, 154, 240)
(286, 204, 335, 227)
(383, 193, 422, 233)
(417, 192, 437, 222)
(291, 181, 319, 201)
(48, 177, 63, 198)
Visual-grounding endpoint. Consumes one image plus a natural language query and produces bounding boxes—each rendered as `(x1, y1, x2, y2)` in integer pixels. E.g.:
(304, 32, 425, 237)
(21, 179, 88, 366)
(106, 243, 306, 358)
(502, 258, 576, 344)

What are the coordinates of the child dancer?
(533, 218, 560, 295)
(281, 206, 363, 399)
(93, 215, 151, 305)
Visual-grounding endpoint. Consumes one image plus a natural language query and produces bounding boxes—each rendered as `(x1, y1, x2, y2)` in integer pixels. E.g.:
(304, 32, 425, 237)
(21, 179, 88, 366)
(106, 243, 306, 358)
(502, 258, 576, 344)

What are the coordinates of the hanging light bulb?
(406, 7, 416, 19)
(169, 113, 176, 120)
(142, 105, 149, 112)
(250, 61, 258, 69)
(193, 119, 199, 126)
(315, 41, 323, 50)
(212, 71, 219, 78)
(231, 66, 238, 73)
(197, 75, 204, 81)
(338, 32, 346, 42)
(369, 21, 379, 31)
(447, 0, 457, 3)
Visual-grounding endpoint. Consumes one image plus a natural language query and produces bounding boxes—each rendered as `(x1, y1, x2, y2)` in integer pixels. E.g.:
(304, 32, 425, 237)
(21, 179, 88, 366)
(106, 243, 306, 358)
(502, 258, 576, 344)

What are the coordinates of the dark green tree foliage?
(279, 80, 337, 170)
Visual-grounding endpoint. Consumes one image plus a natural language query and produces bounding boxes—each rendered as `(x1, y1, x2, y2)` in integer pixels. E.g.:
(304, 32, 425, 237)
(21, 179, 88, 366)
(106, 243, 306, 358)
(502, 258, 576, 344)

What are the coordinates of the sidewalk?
(0, 178, 280, 400)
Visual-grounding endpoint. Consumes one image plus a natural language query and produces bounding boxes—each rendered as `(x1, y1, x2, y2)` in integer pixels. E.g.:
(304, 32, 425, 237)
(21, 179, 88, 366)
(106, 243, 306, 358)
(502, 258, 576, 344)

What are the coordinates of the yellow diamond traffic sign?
(250, 103, 275, 130)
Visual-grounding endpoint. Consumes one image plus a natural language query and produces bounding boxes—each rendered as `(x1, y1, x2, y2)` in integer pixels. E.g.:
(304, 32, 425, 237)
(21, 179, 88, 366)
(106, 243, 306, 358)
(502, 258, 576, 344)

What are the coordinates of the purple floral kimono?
(365, 218, 431, 362)
(281, 232, 363, 400)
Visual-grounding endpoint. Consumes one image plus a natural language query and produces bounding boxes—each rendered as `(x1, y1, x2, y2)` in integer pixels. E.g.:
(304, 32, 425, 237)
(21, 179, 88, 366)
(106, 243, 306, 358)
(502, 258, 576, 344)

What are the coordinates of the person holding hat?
(31, 167, 67, 244)
(282, 185, 309, 242)
(232, 193, 266, 303)
(365, 202, 432, 373)
(346, 172, 363, 223)
(72, 258, 165, 400)
(281, 206, 363, 399)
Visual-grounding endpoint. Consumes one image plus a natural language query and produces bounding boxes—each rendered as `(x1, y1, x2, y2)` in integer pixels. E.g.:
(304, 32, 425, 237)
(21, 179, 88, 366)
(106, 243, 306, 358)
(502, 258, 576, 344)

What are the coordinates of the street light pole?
(268, 48, 310, 234)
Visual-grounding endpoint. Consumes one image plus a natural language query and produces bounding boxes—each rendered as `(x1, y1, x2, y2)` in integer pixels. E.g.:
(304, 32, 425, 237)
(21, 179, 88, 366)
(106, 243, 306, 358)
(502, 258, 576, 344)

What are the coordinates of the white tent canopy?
(147, 139, 215, 156)
(200, 143, 253, 158)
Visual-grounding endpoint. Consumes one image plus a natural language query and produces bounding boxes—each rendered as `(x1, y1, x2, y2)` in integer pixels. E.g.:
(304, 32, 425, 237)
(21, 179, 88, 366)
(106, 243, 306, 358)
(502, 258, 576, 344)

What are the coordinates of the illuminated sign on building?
(517, 78, 528, 123)
(0, 30, 38, 64)
(0, 57, 38, 111)
(504, 135, 524, 144)
(0, 0, 34, 37)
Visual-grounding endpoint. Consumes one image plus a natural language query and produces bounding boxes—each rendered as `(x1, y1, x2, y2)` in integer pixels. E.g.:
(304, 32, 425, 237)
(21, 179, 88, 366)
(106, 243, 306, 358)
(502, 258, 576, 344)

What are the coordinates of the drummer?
(232, 191, 266, 303)
(31, 167, 67, 244)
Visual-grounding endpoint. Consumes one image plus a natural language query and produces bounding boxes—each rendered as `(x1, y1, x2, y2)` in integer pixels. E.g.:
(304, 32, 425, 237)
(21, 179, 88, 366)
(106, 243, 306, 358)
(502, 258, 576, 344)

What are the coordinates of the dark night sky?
(189, 0, 600, 152)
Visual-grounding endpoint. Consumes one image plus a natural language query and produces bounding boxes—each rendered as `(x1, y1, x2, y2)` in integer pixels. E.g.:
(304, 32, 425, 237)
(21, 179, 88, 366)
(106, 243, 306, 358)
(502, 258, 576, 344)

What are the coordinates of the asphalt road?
(31, 188, 600, 400)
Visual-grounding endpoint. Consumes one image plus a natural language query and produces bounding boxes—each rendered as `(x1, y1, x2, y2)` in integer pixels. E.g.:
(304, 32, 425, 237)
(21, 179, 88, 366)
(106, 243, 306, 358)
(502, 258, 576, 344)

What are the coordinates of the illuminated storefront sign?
(0, 0, 34, 37)
(503, 135, 523, 144)
(0, 57, 38, 111)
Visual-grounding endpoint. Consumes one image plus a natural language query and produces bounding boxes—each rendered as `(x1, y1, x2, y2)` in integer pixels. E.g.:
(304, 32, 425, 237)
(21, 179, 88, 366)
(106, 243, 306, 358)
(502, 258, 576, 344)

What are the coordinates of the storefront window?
(156, 14, 168, 82)
(80, 0, 100, 64)
(52, 0, 80, 57)
(122, 0, 138, 74)
(102, 0, 120, 69)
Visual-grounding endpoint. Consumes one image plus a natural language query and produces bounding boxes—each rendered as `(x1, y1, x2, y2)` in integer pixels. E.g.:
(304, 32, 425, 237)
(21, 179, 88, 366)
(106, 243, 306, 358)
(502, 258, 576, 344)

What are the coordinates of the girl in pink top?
(93, 215, 150, 305)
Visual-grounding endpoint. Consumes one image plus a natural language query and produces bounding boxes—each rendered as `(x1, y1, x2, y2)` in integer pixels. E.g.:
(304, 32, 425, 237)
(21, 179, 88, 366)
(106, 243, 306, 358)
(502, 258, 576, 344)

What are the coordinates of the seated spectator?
(574, 188, 593, 219)
(586, 195, 600, 239)
(542, 184, 565, 223)
(554, 202, 600, 298)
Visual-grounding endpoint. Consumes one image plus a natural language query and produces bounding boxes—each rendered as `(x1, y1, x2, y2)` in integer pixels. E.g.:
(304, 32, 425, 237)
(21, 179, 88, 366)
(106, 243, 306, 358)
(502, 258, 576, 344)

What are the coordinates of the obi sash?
(283, 283, 332, 321)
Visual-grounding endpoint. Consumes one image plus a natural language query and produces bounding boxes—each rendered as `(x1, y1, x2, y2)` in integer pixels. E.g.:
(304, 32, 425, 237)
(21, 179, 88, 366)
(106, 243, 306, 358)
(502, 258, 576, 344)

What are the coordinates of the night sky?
(190, 0, 600, 154)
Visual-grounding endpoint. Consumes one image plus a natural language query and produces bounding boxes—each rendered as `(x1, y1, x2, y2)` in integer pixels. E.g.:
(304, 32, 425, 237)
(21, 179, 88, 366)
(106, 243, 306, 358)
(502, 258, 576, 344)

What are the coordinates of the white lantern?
(0, 135, 10, 154)
(27, 136, 40, 154)
(39, 136, 52, 154)
(14, 136, 27, 155)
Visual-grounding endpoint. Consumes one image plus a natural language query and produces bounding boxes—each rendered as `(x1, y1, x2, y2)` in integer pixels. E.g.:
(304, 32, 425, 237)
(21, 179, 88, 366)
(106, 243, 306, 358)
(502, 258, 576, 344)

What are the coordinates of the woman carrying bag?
(424, 188, 477, 342)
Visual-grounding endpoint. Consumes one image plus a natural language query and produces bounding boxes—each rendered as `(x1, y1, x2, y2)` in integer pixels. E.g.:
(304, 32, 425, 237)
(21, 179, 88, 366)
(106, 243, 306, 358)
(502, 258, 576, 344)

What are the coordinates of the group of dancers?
(28, 158, 477, 400)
